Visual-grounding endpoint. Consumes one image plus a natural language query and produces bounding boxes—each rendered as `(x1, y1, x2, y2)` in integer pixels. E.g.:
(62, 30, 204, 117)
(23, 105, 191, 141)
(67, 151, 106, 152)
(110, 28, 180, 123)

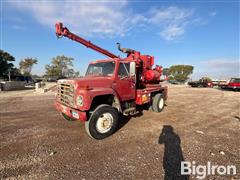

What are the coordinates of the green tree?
(162, 68, 170, 77)
(169, 65, 194, 82)
(45, 64, 59, 77)
(74, 71, 80, 77)
(201, 77, 212, 82)
(0, 50, 15, 77)
(19, 58, 38, 76)
(10, 68, 21, 76)
(45, 55, 74, 78)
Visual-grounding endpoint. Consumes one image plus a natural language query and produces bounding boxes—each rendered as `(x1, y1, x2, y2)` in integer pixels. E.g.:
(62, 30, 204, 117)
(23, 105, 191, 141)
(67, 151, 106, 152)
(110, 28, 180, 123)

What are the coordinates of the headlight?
(76, 96, 83, 106)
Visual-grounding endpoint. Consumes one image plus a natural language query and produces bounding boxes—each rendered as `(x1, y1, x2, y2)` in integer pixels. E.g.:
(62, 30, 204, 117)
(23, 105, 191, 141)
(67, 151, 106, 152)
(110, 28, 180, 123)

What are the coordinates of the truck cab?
(228, 78, 240, 90)
(56, 59, 136, 109)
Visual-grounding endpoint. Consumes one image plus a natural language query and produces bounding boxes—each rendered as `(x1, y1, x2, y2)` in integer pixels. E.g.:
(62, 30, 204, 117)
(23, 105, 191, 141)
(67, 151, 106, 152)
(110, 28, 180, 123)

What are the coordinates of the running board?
(123, 107, 136, 116)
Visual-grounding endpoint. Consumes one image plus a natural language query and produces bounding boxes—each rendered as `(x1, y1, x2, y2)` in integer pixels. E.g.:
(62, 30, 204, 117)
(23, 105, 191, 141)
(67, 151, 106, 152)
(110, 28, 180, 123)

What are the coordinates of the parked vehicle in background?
(228, 78, 240, 90)
(218, 80, 230, 89)
(188, 77, 213, 88)
(47, 76, 66, 82)
(47, 77, 58, 82)
(219, 78, 240, 91)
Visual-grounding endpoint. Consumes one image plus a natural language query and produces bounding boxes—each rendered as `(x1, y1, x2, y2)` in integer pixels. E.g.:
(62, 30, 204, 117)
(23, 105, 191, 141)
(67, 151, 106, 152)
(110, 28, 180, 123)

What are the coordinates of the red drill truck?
(54, 22, 168, 139)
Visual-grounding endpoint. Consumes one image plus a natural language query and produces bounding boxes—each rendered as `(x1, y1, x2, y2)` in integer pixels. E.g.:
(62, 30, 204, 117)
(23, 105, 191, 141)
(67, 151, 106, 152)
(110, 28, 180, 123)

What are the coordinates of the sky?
(1, 0, 239, 80)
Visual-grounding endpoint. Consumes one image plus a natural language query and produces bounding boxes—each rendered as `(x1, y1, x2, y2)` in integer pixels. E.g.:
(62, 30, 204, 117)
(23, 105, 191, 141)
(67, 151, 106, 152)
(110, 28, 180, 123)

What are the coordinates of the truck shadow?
(159, 125, 189, 180)
(117, 111, 144, 131)
(117, 105, 156, 132)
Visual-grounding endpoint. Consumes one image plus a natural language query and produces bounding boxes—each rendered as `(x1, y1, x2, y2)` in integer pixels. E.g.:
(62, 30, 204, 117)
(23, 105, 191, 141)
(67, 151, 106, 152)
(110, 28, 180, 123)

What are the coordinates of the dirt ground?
(0, 85, 239, 179)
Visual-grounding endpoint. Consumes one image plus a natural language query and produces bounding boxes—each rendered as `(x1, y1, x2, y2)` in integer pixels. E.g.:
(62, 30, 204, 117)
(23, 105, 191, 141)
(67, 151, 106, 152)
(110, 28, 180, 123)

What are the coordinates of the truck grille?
(58, 83, 75, 107)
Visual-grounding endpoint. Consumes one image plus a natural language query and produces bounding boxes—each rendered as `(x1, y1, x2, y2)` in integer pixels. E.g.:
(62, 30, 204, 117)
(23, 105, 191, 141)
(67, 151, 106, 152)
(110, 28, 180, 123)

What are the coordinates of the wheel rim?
(96, 113, 113, 133)
(159, 98, 164, 109)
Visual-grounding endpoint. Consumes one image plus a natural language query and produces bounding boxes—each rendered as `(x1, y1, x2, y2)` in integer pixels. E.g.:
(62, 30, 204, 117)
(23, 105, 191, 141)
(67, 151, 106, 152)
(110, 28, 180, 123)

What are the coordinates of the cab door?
(114, 62, 136, 101)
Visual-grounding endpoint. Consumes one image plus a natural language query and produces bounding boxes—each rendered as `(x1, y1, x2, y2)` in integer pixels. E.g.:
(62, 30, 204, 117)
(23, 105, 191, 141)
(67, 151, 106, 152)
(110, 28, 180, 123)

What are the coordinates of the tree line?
(162, 65, 194, 82)
(1, 49, 194, 82)
(0, 50, 80, 81)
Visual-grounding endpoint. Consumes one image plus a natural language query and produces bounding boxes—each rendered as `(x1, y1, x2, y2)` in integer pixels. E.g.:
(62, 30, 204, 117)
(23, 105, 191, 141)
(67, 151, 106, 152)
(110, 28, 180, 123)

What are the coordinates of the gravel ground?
(0, 85, 239, 179)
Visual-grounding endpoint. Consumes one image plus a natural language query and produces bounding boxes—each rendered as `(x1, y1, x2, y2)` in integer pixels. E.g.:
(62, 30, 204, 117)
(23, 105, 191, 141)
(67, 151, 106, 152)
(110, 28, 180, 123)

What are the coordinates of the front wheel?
(85, 105, 118, 140)
(151, 93, 165, 113)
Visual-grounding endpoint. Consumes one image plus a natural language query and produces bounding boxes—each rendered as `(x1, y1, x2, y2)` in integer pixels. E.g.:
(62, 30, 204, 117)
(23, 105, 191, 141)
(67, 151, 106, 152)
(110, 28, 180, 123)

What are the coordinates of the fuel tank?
(143, 65, 162, 83)
(144, 70, 161, 82)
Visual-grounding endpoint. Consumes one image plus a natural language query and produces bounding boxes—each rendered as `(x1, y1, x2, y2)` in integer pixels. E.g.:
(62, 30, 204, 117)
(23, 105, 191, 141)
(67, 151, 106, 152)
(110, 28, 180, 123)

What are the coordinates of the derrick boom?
(55, 22, 118, 59)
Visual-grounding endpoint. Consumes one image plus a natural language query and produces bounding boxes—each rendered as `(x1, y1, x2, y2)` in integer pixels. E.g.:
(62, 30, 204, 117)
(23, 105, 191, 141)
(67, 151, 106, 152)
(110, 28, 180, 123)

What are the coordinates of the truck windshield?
(86, 61, 115, 77)
(230, 78, 240, 83)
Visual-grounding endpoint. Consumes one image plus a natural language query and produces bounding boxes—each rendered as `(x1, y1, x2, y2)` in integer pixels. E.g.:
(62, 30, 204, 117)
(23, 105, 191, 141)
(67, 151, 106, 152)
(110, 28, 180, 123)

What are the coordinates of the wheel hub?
(96, 113, 113, 133)
(159, 98, 164, 109)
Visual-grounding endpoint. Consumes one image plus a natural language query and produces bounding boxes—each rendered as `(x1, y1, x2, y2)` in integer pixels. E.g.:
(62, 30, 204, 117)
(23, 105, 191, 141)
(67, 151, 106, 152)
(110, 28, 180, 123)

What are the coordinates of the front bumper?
(54, 101, 87, 121)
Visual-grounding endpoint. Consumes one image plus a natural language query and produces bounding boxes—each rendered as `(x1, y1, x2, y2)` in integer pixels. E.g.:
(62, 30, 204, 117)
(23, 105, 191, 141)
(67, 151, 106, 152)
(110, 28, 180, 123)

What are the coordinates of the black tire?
(85, 105, 118, 140)
(61, 113, 75, 121)
(151, 93, 165, 113)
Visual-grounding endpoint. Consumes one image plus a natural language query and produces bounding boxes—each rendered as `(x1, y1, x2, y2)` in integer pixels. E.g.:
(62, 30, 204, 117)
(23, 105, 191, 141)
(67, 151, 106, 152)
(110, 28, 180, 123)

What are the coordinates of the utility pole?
(8, 70, 11, 81)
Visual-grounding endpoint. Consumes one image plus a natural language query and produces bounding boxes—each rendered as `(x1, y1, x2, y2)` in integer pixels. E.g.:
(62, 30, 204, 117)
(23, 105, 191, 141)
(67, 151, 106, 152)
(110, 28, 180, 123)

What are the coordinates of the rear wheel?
(85, 105, 118, 140)
(152, 93, 165, 113)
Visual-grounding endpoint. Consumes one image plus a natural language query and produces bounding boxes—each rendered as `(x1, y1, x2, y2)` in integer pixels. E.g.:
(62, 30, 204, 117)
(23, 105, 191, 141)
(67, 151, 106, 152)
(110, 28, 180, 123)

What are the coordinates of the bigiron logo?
(181, 161, 237, 179)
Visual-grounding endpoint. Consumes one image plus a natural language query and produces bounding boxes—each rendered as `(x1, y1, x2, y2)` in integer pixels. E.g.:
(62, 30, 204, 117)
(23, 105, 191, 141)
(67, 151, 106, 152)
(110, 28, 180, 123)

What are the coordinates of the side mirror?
(130, 62, 136, 76)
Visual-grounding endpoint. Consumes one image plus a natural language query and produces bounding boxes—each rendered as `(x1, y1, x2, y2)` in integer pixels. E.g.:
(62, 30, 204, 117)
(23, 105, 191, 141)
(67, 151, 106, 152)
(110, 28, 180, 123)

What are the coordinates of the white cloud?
(209, 12, 217, 16)
(148, 6, 194, 40)
(159, 25, 185, 40)
(192, 59, 240, 79)
(8, 0, 143, 37)
(201, 59, 239, 69)
(148, 6, 193, 24)
(11, 24, 25, 30)
(8, 2, 197, 40)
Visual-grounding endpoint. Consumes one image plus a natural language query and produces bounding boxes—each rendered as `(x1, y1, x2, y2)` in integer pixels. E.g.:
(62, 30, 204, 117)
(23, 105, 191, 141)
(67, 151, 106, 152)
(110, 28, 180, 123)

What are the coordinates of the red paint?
(55, 22, 117, 59)
(144, 70, 161, 82)
(55, 101, 87, 121)
(228, 78, 240, 90)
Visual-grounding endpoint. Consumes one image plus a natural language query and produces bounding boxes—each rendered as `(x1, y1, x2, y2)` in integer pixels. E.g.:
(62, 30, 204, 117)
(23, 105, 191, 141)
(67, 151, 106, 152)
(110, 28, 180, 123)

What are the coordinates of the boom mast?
(55, 22, 118, 59)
